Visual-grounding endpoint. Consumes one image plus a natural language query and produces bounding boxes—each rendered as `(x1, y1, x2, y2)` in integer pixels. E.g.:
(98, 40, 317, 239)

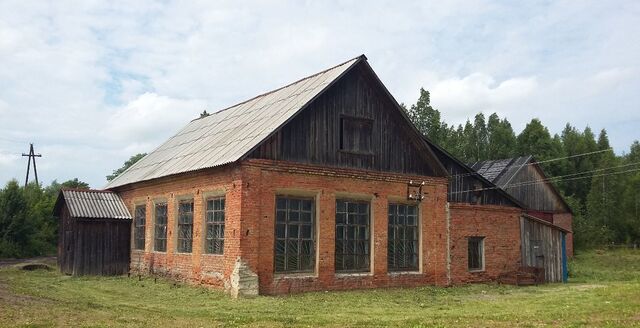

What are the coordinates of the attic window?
(340, 116, 373, 154)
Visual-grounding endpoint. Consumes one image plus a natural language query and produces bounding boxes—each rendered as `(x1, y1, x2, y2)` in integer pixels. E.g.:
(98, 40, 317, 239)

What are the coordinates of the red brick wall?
(553, 213, 573, 258)
(449, 204, 522, 284)
(116, 158, 532, 294)
(118, 165, 243, 289)
(240, 159, 449, 295)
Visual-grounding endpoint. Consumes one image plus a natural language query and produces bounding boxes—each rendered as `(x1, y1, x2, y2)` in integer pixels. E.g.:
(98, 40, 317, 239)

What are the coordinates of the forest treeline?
(403, 88, 640, 249)
(1, 89, 638, 258)
(0, 179, 88, 258)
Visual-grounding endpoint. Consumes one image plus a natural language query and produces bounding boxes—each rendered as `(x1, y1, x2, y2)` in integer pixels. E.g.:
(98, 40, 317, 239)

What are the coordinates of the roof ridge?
(192, 54, 366, 122)
(62, 188, 114, 193)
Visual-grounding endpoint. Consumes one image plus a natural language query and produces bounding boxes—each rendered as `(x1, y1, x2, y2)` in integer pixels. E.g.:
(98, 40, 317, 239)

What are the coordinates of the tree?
(487, 113, 517, 159)
(406, 88, 448, 145)
(561, 124, 598, 204)
(0, 180, 35, 257)
(472, 113, 489, 161)
(461, 119, 476, 163)
(517, 119, 554, 159)
(107, 153, 147, 181)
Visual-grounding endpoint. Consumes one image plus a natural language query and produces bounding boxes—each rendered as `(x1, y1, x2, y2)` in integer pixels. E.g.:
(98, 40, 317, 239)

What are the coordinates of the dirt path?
(0, 256, 56, 268)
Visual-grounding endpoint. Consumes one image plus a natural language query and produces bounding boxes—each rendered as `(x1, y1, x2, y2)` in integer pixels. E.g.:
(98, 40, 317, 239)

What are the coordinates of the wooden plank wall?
(507, 166, 567, 212)
(520, 216, 564, 282)
(58, 202, 131, 276)
(250, 64, 441, 177)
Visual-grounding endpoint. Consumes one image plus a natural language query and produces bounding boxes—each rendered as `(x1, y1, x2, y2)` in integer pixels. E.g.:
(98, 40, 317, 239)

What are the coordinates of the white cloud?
(0, 0, 638, 187)
(105, 93, 205, 147)
(429, 73, 538, 118)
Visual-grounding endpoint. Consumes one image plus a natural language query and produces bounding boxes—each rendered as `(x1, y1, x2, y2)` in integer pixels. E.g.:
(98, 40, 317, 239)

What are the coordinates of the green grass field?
(1, 250, 639, 327)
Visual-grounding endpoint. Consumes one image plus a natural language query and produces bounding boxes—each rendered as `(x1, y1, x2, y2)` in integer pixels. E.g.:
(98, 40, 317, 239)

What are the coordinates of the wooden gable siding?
(249, 63, 441, 177)
(427, 141, 518, 206)
(438, 154, 517, 206)
(503, 165, 568, 213)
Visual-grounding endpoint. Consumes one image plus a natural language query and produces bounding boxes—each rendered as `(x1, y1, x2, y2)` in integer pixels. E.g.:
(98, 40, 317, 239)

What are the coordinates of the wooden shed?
(53, 189, 132, 276)
(470, 156, 574, 257)
(520, 214, 570, 282)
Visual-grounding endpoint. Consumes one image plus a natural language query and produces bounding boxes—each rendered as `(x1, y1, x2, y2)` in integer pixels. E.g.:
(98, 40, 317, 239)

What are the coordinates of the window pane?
(388, 204, 419, 271)
(468, 237, 484, 270)
(154, 203, 167, 252)
(205, 197, 225, 254)
(177, 200, 193, 253)
(274, 196, 316, 273)
(335, 200, 370, 273)
(134, 205, 145, 250)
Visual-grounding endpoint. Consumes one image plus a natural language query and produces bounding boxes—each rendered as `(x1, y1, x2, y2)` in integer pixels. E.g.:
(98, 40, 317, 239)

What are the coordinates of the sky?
(0, 1, 639, 188)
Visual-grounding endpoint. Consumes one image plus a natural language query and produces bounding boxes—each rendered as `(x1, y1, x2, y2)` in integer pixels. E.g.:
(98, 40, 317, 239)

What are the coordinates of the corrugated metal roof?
(105, 55, 364, 189)
(470, 156, 533, 187)
(61, 189, 131, 219)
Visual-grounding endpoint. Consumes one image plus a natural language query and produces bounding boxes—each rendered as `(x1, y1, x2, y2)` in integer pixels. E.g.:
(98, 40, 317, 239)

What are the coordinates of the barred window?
(335, 200, 370, 272)
(274, 197, 315, 273)
(133, 205, 145, 250)
(388, 203, 419, 271)
(205, 197, 225, 254)
(154, 203, 167, 252)
(177, 200, 194, 253)
(468, 237, 485, 271)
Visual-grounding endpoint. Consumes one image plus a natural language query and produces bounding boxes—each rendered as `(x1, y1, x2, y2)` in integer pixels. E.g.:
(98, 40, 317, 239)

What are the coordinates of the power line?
(449, 148, 613, 179)
(449, 162, 640, 195)
(502, 161, 640, 189)
(22, 143, 42, 187)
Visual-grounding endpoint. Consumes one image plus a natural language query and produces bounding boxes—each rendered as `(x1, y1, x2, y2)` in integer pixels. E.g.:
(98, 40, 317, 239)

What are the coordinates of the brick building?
(97, 55, 570, 296)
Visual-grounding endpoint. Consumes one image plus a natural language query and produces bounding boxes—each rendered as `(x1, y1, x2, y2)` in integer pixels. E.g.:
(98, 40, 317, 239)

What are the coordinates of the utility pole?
(22, 143, 42, 187)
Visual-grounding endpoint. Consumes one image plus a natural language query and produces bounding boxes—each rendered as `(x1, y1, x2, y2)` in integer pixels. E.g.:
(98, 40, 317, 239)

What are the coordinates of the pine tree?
(487, 113, 517, 159)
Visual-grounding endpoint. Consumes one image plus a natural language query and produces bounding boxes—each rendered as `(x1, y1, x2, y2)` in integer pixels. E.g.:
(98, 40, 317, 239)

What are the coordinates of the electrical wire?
(448, 148, 613, 179)
(448, 162, 640, 195)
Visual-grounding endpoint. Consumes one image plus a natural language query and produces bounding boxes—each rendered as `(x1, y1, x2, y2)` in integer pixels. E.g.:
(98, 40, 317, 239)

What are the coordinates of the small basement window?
(177, 200, 194, 253)
(154, 203, 167, 252)
(133, 205, 146, 250)
(468, 237, 485, 271)
(205, 197, 225, 254)
(340, 116, 373, 154)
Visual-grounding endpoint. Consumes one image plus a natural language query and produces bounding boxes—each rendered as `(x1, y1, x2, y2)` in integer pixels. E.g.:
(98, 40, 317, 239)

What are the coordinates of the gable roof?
(470, 156, 572, 213)
(105, 55, 447, 189)
(469, 156, 533, 188)
(53, 189, 132, 220)
(105, 56, 364, 189)
(425, 139, 524, 208)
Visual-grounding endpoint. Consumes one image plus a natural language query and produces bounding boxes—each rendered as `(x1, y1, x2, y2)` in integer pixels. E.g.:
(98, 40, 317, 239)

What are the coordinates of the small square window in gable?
(340, 116, 374, 155)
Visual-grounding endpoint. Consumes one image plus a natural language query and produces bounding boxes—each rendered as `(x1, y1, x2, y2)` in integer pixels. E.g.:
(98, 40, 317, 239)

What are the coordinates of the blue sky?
(0, 1, 639, 188)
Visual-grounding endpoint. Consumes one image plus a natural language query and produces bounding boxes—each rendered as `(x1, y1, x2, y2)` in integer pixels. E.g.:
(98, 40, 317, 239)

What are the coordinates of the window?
(274, 197, 315, 273)
(388, 203, 419, 271)
(133, 205, 145, 250)
(468, 237, 484, 271)
(340, 116, 373, 154)
(177, 200, 194, 253)
(335, 200, 370, 272)
(205, 197, 225, 254)
(154, 203, 167, 252)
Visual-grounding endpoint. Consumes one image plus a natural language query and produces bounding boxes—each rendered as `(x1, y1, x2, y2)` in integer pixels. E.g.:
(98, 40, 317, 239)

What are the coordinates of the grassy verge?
(1, 249, 639, 327)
